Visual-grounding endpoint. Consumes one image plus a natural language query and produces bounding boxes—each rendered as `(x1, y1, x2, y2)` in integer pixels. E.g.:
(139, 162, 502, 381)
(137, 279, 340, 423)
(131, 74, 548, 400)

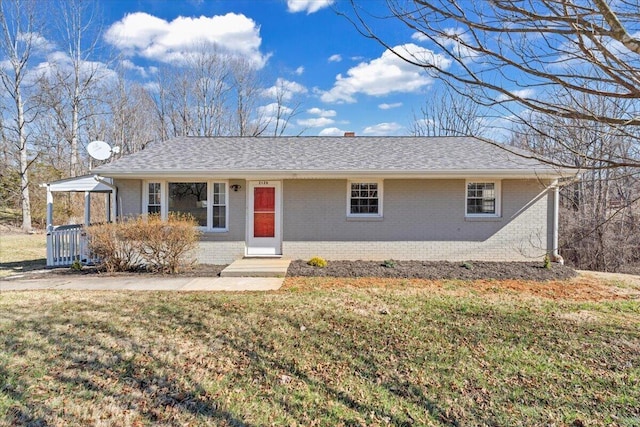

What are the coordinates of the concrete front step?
(220, 258, 291, 278)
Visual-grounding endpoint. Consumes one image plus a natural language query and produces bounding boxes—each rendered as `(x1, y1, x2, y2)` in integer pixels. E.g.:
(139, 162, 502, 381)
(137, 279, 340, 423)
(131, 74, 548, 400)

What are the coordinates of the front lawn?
(1, 277, 639, 426)
(0, 232, 46, 277)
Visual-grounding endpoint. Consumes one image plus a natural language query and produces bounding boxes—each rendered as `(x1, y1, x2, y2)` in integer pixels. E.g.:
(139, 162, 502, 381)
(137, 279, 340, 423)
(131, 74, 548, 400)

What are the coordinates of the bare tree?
(347, 0, 640, 169)
(260, 77, 303, 137)
(185, 45, 230, 136)
(44, 0, 108, 176)
(410, 85, 486, 137)
(0, 0, 43, 232)
(512, 91, 640, 271)
(95, 74, 160, 158)
(230, 56, 264, 136)
(149, 46, 299, 138)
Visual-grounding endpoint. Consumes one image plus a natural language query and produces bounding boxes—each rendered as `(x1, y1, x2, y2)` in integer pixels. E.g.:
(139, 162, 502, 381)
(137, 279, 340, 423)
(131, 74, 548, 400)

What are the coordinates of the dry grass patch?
(0, 232, 46, 277)
(282, 274, 640, 302)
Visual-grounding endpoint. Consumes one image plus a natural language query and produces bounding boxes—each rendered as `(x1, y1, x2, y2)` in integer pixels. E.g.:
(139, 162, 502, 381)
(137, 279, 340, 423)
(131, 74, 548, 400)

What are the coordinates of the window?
(212, 183, 227, 229)
(348, 181, 382, 217)
(466, 181, 500, 216)
(169, 182, 208, 226)
(144, 181, 228, 231)
(147, 182, 161, 214)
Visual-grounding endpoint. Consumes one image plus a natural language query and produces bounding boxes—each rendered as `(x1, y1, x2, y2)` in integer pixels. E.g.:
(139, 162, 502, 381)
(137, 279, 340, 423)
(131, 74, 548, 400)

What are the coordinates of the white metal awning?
(42, 174, 114, 193)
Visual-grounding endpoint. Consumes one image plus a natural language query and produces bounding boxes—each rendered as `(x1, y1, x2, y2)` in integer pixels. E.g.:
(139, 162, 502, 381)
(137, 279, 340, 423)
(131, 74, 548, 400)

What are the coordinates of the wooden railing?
(46, 224, 94, 267)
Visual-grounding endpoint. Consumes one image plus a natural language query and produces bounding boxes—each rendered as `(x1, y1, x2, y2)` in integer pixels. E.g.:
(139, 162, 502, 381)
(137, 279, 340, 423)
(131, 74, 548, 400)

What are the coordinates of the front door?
(247, 181, 282, 256)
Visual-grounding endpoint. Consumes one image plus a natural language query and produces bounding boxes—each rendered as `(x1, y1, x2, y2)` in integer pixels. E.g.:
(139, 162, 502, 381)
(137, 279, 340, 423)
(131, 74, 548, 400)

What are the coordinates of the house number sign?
(258, 181, 270, 185)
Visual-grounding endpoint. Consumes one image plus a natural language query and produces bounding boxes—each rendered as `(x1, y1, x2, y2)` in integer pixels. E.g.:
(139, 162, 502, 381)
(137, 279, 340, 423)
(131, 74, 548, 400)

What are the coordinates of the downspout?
(45, 184, 53, 232)
(552, 180, 564, 264)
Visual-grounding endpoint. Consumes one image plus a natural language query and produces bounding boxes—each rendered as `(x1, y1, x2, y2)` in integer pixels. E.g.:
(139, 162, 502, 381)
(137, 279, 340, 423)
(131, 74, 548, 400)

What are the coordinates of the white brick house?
(91, 135, 575, 264)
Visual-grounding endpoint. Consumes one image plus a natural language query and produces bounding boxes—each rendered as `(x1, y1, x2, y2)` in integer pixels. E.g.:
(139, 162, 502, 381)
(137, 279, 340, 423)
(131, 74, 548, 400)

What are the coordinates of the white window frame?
(465, 179, 501, 218)
(346, 179, 383, 218)
(210, 181, 229, 232)
(145, 182, 162, 215)
(142, 180, 229, 232)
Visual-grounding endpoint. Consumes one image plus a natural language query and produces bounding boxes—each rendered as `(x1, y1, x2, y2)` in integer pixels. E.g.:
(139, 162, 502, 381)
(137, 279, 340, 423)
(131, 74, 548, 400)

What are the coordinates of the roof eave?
(93, 168, 576, 180)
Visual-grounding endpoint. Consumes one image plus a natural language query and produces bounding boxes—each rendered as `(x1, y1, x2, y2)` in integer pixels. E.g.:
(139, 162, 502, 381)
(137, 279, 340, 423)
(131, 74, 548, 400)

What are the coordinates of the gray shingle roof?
(92, 136, 570, 178)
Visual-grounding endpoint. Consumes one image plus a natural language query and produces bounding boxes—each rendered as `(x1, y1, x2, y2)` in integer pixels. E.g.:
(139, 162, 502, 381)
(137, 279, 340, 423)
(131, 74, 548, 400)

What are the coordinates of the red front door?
(247, 181, 281, 256)
(253, 187, 275, 238)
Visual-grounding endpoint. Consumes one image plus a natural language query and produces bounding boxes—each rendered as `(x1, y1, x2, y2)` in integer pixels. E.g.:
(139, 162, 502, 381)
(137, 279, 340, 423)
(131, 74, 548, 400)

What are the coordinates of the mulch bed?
(51, 264, 227, 277)
(287, 260, 577, 281)
(49, 260, 576, 281)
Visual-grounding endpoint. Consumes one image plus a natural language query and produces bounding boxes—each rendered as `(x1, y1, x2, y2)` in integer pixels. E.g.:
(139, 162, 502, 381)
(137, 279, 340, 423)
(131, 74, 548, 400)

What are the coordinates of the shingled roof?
(92, 136, 572, 179)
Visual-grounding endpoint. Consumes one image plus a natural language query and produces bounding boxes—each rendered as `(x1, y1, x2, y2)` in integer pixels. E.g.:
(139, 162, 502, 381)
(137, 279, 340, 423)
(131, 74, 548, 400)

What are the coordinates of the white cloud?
(378, 102, 403, 110)
(0, 59, 11, 72)
(362, 122, 404, 135)
(297, 117, 335, 127)
(411, 32, 428, 42)
(328, 54, 342, 63)
(262, 78, 307, 101)
(496, 88, 536, 102)
(104, 12, 268, 66)
(31, 51, 117, 86)
(287, 0, 334, 14)
(143, 81, 160, 93)
(307, 107, 336, 117)
(18, 32, 54, 53)
(295, 66, 304, 75)
(120, 59, 148, 77)
(319, 127, 347, 136)
(258, 102, 294, 118)
(436, 28, 480, 62)
(320, 44, 451, 103)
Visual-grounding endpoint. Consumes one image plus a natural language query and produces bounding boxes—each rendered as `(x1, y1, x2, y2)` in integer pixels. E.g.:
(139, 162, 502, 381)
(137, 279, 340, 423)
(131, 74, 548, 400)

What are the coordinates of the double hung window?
(466, 181, 500, 217)
(348, 180, 383, 217)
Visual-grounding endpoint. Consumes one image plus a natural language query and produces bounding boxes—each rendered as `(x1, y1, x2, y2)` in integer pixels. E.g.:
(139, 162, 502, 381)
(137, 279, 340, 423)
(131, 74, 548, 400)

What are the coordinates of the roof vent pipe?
(344, 132, 355, 137)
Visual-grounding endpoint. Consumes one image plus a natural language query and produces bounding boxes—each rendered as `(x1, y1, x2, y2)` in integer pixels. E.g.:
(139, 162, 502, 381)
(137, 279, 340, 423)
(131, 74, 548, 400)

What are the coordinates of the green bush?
(382, 259, 396, 268)
(87, 213, 201, 274)
(543, 254, 552, 269)
(307, 256, 327, 268)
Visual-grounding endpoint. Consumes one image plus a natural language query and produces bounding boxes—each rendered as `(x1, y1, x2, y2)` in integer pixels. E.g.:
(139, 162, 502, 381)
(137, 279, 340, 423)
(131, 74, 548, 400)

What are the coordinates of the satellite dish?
(87, 140, 116, 161)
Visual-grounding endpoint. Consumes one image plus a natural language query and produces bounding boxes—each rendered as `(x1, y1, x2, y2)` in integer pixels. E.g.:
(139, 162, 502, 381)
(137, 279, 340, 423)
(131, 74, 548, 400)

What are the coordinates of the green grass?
(0, 232, 47, 277)
(0, 281, 639, 426)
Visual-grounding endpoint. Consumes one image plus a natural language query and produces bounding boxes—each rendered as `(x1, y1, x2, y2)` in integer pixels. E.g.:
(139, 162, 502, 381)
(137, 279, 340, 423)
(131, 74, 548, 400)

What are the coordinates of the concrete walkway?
(220, 258, 291, 277)
(0, 274, 284, 292)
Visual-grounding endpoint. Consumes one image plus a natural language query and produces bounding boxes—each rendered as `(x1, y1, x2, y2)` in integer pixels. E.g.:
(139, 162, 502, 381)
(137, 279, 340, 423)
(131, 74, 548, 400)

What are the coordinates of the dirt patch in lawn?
(282, 276, 639, 302)
(287, 260, 576, 281)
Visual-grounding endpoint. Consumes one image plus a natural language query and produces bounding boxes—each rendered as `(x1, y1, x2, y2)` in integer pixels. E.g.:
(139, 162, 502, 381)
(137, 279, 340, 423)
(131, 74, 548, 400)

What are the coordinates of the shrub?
(461, 261, 474, 270)
(307, 256, 327, 268)
(87, 213, 201, 274)
(382, 259, 396, 268)
(543, 254, 552, 269)
(70, 260, 83, 271)
(86, 221, 142, 273)
(137, 213, 201, 273)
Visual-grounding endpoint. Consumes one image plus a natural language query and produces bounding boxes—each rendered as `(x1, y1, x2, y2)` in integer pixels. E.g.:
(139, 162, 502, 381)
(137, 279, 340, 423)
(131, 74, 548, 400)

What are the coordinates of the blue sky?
(91, 0, 448, 136)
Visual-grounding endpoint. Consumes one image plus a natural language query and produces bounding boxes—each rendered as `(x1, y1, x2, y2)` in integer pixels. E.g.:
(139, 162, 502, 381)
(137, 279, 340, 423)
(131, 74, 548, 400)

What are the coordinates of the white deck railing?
(46, 224, 94, 267)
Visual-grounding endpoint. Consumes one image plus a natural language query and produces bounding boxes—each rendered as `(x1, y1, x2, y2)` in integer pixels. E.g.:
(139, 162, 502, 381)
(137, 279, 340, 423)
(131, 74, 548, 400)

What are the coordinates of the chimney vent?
(344, 131, 355, 137)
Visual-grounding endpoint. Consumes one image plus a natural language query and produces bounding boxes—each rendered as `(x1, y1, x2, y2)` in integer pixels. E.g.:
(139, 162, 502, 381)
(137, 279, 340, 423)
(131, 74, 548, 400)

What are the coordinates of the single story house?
(90, 135, 574, 264)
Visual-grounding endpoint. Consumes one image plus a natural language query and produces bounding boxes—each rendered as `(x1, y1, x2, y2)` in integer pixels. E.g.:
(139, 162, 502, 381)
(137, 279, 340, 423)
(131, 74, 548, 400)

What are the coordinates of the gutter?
(91, 168, 577, 180)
